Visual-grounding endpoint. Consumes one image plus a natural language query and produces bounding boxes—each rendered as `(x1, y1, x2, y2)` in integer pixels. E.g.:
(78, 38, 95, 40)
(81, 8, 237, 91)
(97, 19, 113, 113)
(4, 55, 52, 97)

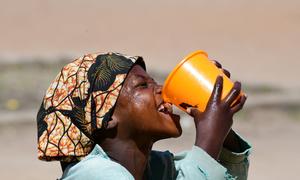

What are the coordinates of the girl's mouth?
(157, 101, 181, 127)
(157, 102, 173, 114)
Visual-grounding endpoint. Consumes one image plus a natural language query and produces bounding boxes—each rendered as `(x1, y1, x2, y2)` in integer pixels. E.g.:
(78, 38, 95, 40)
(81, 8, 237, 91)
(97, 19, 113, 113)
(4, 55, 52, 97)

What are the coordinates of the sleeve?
(174, 146, 231, 180)
(219, 132, 251, 180)
(174, 134, 251, 180)
(61, 156, 134, 180)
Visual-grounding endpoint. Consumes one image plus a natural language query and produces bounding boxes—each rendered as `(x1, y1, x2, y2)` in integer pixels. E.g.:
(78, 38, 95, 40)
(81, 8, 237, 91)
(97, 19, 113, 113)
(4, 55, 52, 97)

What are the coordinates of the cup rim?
(162, 50, 208, 100)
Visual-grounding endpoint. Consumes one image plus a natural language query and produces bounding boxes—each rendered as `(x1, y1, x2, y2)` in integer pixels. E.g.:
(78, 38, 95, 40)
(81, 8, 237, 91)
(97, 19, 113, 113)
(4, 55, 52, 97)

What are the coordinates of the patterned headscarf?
(37, 52, 145, 162)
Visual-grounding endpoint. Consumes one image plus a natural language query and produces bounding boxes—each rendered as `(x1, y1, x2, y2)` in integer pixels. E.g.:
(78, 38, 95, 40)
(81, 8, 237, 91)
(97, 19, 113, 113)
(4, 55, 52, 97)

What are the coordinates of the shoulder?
(62, 154, 133, 180)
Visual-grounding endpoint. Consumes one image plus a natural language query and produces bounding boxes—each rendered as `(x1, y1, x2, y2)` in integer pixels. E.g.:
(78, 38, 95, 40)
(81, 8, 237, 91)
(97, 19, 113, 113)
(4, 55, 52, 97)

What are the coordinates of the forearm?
(194, 130, 224, 160)
(195, 125, 243, 159)
(176, 128, 251, 180)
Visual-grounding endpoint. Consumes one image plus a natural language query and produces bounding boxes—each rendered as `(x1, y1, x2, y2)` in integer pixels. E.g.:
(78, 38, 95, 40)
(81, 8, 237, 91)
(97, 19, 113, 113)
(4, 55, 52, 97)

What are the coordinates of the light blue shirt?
(61, 133, 251, 180)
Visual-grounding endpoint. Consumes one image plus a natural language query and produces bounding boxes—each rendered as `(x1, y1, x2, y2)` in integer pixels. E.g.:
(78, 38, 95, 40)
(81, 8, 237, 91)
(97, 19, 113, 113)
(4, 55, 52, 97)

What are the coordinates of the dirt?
(0, 107, 299, 179)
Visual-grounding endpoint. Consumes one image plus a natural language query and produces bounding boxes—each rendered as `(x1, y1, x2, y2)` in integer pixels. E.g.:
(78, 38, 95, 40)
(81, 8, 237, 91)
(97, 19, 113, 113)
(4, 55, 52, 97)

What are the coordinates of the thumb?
(187, 107, 202, 117)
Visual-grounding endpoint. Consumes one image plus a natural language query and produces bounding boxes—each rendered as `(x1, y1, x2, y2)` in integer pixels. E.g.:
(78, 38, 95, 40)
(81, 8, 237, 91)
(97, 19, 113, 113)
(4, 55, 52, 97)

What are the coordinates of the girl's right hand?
(187, 76, 247, 159)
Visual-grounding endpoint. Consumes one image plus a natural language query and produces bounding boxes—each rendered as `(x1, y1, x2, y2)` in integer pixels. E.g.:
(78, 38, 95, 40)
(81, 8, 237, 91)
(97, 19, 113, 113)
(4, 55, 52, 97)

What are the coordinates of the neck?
(100, 136, 153, 180)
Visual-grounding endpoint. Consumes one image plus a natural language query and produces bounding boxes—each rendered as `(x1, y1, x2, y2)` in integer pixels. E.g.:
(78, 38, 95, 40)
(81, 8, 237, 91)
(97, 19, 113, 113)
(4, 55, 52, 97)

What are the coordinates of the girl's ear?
(106, 117, 118, 129)
(92, 115, 118, 143)
(106, 112, 119, 129)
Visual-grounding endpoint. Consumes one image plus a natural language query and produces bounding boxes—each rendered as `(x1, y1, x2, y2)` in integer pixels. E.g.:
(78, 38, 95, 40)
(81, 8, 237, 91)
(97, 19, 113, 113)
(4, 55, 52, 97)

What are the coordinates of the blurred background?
(1, 0, 299, 179)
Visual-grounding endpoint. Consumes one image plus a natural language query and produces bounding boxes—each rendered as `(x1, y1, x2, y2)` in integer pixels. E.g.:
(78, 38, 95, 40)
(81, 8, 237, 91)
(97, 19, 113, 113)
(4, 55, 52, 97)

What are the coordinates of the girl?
(37, 52, 250, 180)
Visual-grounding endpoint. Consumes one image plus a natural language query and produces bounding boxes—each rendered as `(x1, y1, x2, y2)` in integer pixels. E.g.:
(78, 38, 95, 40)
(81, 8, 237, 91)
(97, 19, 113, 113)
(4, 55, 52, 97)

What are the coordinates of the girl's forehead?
(128, 65, 149, 79)
(123, 65, 153, 89)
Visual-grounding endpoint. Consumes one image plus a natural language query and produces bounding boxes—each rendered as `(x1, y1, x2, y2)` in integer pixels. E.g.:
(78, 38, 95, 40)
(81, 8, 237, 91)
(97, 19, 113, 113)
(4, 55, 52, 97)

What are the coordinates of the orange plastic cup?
(162, 50, 242, 112)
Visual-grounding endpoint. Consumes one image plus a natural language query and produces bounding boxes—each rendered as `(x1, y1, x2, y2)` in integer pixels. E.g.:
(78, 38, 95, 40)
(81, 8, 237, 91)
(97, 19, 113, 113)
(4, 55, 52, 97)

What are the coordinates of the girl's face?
(113, 65, 182, 141)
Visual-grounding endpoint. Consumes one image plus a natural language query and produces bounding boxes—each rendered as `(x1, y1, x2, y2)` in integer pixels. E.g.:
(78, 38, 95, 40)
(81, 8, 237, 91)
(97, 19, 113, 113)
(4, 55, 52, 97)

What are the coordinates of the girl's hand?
(211, 60, 246, 152)
(187, 74, 247, 160)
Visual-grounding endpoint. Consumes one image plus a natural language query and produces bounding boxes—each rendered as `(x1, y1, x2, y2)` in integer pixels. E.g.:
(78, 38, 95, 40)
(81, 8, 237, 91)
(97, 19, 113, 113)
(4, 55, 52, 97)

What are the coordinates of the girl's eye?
(139, 82, 148, 88)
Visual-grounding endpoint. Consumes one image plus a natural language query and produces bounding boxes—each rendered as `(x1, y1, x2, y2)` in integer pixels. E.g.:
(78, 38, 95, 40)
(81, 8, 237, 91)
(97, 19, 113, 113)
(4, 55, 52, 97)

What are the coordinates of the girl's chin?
(151, 111, 182, 140)
(159, 123, 183, 140)
(158, 110, 181, 124)
(172, 126, 183, 138)
(165, 114, 182, 137)
(154, 129, 182, 142)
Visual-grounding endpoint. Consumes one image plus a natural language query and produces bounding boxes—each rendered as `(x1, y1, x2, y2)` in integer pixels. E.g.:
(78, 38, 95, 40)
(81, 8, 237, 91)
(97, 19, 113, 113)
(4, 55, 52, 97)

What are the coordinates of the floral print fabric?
(37, 52, 144, 162)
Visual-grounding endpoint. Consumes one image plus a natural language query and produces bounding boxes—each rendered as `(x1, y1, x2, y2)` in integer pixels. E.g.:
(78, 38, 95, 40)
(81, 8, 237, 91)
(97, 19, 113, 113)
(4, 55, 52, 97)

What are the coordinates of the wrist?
(195, 134, 223, 159)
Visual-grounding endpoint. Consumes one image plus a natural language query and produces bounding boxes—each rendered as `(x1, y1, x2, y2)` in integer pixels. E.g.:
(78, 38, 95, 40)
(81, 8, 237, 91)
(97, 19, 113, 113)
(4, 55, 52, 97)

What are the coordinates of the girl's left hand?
(211, 60, 245, 152)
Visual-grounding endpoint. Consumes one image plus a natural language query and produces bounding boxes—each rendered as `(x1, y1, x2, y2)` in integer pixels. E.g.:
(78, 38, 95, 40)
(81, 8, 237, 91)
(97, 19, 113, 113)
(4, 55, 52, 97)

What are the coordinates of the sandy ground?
(0, 107, 300, 180)
(0, 0, 300, 179)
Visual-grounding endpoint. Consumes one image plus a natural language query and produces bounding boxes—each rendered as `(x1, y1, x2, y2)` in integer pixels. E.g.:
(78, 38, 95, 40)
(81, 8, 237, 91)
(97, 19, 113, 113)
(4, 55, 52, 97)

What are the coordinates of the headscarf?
(37, 52, 145, 162)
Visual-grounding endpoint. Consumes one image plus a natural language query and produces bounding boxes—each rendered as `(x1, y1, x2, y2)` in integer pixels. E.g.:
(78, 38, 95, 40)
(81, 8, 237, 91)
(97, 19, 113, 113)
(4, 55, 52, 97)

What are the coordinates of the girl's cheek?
(134, 90, 154, 106)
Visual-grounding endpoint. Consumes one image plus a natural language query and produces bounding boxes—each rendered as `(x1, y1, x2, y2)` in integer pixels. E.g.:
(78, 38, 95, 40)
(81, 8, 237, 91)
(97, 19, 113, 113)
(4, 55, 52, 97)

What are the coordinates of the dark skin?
(96, 61, 247, 180)
(189, 60, 247, 159)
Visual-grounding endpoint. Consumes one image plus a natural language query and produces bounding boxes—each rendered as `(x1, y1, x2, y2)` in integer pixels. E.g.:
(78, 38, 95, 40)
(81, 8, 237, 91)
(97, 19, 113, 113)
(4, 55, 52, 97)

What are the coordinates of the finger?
(222, 69, 231, 78)
(187, 107, 202, 117)
(211, 60, 222, 68)
(224, 81, 241, 106)
(208, 76, 223, 105)
(231, 95, 247, 113)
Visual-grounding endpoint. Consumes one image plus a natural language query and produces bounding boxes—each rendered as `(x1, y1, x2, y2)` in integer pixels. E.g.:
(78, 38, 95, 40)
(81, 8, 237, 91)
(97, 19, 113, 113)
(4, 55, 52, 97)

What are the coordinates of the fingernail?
(234, 81, 241, 87)
(186, 107, 191, 114)
(217, 75, 223, 80)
